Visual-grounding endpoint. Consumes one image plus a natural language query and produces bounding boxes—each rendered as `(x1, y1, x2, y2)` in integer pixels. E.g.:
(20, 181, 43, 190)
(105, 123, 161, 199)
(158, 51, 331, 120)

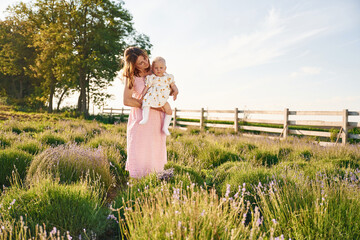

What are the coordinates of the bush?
(235, 142, 257, 154)
(87, 134, 126, 159)
(0, 149, 33, 188)
(298, 149, 312, 161)
(27, 144, 113, 191)
(216, 163, 274, 203)
(0, 135, 12, 149)
(105, 146, 128, 185)
(165, 161, 204, 186)
(330, 158, 360, 169)
(0, 179, 110, 239)
(277, 147, 292, 160)
(197, 146, 240, 169)
(251, 149, 279, 167)
(256, 171, 360, 239)
(39, 133, 66, 146)
(113, 181, 265, 239)
(71, 134, 86, 144)
(15, 140, 43, 155)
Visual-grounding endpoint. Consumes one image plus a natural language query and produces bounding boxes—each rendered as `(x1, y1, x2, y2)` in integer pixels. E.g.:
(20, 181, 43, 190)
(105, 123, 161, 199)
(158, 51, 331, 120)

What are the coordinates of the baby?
(139, 56, 178, 135)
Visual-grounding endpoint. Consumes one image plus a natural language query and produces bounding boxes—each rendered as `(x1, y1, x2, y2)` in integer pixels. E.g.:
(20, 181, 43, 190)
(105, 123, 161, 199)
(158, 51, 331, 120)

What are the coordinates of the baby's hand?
(172, 89, 178, 101)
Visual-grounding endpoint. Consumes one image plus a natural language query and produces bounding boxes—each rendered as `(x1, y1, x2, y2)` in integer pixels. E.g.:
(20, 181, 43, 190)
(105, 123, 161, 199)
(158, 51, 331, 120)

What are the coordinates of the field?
(0, 108, 360, 239)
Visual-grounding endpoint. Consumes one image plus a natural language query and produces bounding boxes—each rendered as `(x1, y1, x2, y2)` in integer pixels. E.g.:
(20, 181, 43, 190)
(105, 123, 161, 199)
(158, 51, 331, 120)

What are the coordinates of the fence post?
(234, 108, 239, 133)
(200, 108, 204, 130)
(109, 107, 113, 121)
(283, 108, 289, 139)
(172, 108, 177, 128)
(342, 109, 348, 145)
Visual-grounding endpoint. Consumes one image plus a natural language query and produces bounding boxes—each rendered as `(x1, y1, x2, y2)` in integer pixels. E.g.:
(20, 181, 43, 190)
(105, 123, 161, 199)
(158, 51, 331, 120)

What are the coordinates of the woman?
(121, 47, 172, 178)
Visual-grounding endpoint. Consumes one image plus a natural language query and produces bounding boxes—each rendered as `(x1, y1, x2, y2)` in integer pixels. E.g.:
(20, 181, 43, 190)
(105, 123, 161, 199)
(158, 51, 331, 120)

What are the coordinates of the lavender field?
(0, 111, 360, 240)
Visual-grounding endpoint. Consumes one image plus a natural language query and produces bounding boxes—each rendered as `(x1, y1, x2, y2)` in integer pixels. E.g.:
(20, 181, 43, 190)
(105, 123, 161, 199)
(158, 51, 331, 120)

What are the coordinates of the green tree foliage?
(0, 8, 42, 108)
(0, 0, 152, 114)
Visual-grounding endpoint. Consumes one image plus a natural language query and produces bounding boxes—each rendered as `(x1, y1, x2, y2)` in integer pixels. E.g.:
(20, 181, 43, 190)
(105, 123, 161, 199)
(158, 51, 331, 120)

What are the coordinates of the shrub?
(27, 144, 113, 191)
(87, 134, 126, 159)
(331, 158, 360, 169)
(0, 149, 33, 188)
(39, 133, 66, 146)
(298, 149, 312, 161)
(71, 134, 86, 144)
(113, 181, 265, 239)
(167, 148, 180, 161)
(22, 125, 40, 133)
(197, 146, 240, 169)
(0, 135, 12, 149)
(187, 126, 201, 135)
(251, 149, 279, 167)
(15, 140, 43, 155)
(256, 171, 360, 239)
(277, 147, 292, 160)
(235, 142, 257, 154)
(105, 146, 128, 185)
(165, 162, 204, 186)
(216, 164, 274, 204)
(0, 179, 110, 239)
(330, 128, 340, 142)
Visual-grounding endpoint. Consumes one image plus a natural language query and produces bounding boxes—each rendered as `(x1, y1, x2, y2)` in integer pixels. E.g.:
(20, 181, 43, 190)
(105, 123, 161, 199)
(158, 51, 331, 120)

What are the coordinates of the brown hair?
(121, 47, 150, 89)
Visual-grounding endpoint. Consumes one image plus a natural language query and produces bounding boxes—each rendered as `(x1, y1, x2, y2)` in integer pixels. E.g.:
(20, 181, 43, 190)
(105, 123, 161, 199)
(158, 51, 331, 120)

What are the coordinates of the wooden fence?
(102, 107, 360, 145)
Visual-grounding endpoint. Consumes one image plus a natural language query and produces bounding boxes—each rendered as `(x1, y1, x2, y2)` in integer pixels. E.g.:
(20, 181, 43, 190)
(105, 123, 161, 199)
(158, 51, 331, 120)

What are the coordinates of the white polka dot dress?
(142, 73, 174, 108)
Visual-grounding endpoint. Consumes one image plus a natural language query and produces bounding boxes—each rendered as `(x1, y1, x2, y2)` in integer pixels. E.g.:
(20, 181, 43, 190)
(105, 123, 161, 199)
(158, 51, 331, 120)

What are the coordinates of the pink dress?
(125, 76, 167, 178)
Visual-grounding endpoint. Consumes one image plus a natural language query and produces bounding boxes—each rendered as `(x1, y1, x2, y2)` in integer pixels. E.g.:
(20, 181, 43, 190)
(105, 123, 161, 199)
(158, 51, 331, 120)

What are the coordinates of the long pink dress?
(125, 76, 167, 178)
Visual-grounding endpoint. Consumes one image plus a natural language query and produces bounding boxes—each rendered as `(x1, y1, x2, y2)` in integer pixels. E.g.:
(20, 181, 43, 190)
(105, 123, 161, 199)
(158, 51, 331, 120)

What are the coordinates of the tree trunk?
(57, 86, 69, 111)
(19, 78, 23, 99)
(87, 74, 90, 113)
(48, 79, 55, 113)
(78, 68, 88, 117)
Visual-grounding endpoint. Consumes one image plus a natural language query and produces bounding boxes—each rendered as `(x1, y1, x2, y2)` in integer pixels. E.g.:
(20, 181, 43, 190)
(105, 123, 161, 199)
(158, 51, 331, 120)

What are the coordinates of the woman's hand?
(151, 107, 165, 112)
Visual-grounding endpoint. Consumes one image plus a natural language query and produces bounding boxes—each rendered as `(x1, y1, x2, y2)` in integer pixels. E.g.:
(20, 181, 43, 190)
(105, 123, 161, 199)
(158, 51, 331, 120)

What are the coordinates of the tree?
(68, 0, 151, 116)
(1, 0, 152, 114)
(0, 10, 39, 107)
(29, 0, 77, 113)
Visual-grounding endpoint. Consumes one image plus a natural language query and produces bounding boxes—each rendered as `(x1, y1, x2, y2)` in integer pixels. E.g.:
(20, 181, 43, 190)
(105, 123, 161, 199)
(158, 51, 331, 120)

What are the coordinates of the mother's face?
(135, 55, 150, 71)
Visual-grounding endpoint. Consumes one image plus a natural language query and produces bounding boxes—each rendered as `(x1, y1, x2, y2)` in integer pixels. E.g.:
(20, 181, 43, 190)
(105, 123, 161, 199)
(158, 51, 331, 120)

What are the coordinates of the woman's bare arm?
(123, 79, 142, 108)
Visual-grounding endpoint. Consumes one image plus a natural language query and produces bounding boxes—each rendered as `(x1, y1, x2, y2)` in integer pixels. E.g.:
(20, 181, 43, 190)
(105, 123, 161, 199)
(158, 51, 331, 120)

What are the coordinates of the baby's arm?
(140, 76, 153, 100)
(170, 82, 179, 100)
(140, 85, 151, 100)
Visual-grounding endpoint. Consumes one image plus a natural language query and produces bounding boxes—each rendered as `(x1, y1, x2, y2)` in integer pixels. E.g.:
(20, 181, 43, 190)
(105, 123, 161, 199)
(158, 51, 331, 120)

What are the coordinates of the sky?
(1, 0, 360, 114)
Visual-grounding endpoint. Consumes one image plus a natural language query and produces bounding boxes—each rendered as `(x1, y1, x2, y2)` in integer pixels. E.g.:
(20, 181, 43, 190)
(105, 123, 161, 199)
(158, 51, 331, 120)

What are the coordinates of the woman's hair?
(121, 47, 150, 89)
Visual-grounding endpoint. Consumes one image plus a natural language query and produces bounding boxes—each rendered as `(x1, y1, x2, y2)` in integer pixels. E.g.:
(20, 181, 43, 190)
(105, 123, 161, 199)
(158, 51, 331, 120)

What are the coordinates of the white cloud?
(291, 66, 322, 78)
(202, 7, 328, 73)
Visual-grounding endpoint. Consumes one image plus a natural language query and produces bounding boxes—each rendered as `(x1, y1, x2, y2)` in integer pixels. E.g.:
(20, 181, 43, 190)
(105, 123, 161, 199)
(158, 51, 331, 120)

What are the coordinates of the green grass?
(27, 144, 114, 191)
(0, 108, 359, 239)
(0, 148, 33, 188)
(256, 171, 360, 239)
(0, 178, 110, 239)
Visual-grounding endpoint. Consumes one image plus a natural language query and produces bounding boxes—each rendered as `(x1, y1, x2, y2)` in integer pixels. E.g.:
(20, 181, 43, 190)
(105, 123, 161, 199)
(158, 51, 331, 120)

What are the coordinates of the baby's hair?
(152, 56, 166, 66)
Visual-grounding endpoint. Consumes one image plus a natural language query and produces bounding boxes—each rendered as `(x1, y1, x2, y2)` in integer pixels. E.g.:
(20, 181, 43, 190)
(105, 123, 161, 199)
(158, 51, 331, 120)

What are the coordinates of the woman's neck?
(138, 69, 150, 77)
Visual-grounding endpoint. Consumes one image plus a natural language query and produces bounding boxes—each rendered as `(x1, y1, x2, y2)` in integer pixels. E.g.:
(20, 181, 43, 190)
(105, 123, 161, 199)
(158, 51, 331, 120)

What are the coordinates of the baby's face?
(152, 61, 167, 77)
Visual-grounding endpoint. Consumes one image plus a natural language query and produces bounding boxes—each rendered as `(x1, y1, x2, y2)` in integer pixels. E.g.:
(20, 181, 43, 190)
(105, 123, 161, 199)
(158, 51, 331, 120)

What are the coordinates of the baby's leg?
(162, 102, 172, 135)
(163, 102, 172, 115)
(139, 106, 150, 125)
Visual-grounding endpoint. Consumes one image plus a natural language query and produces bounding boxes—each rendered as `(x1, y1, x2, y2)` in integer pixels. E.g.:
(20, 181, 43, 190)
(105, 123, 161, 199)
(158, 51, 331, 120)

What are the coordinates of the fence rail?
(102, 107, 360, 145)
